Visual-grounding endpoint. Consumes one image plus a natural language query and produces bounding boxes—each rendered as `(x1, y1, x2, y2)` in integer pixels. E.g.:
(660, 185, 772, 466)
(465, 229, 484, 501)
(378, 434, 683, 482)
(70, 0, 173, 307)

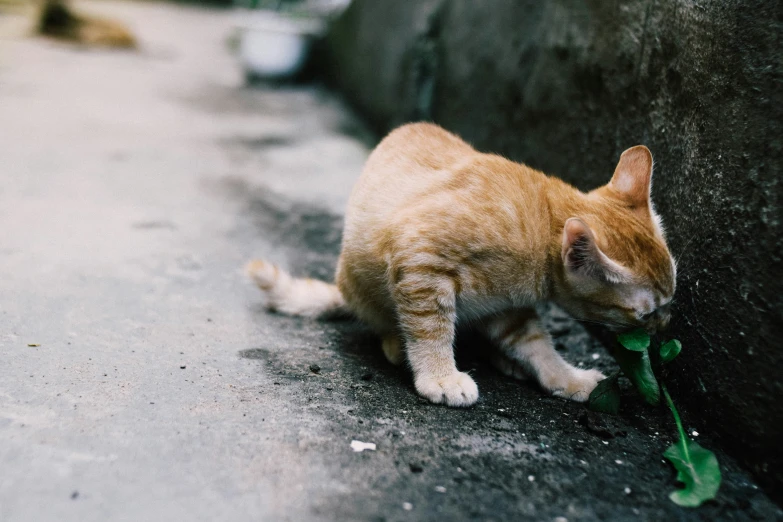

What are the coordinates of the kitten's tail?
(246, 259, 348, 318)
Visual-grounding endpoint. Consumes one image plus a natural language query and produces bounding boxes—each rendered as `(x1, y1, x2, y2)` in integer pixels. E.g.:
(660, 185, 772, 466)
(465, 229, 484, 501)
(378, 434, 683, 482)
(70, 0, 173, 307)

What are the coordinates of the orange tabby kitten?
(38, 0, 136, 49)
(248, 123, 676, 407)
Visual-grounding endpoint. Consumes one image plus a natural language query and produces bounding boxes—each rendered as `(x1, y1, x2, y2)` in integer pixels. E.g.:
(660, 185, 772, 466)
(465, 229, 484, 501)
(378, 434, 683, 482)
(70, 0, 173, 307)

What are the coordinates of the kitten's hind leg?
(489, 349, 529, 381)
(395, 273, 478, 407)
(382, 336, 404, 366)
(482, 309, 604, 402)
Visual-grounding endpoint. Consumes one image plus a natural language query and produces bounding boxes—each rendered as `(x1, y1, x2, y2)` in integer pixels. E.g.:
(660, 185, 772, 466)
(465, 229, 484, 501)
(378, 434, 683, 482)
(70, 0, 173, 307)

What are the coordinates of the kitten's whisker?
(674, 230, 700, 260)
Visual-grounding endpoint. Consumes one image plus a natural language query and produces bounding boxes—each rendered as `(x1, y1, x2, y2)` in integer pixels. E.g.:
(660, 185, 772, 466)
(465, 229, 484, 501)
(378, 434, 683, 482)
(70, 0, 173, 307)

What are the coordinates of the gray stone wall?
(321, 0, 783, 495)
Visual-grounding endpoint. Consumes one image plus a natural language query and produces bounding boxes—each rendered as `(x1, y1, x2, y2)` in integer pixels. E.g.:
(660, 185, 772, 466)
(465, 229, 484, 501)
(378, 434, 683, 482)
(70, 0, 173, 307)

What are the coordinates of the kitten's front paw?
(545, 368, 605, 403)
(415, 372, 479, 407)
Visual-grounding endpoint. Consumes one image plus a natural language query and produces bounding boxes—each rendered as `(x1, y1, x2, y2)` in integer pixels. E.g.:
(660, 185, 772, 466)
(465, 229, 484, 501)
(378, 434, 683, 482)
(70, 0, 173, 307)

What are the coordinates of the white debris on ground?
(402, 502, 413, 511)
(350, 440, 377, 452)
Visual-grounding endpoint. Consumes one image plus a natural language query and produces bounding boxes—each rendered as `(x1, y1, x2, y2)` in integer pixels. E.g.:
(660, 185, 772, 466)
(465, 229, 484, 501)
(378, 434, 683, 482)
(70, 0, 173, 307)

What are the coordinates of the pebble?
(435, 486, 446, 493)
(309, 364, 321, 374)
(350, 440, 376, 452)
(528, 475, 535, 482)
(624, 487, 632, 495)
(402, 502, 413, 511)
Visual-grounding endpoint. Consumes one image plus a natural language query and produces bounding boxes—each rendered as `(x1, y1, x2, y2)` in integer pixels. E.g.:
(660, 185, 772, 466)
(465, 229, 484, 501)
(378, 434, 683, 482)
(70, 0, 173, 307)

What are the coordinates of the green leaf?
(660, 339, 682, 364)
(613, 346, 660, 405)
(664, 439, 721, 507)
(662, 385, 721, 507)
(588, 372, 621, 414)
(617, 328, 651, 352)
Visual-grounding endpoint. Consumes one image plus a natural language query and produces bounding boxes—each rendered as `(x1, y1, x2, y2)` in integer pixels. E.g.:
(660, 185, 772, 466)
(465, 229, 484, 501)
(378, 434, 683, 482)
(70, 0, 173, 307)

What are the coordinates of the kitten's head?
(554, 145, 676, 332)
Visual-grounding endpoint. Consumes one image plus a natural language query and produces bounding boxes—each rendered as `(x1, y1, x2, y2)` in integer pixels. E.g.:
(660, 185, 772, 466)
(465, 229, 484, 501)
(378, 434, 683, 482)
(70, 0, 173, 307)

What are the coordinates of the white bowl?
(237, 11, 324, 79)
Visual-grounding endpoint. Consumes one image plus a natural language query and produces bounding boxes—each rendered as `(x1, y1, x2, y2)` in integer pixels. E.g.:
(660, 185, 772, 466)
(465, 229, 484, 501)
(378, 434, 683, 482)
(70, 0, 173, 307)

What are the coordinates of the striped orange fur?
(249, 123, 675, 407)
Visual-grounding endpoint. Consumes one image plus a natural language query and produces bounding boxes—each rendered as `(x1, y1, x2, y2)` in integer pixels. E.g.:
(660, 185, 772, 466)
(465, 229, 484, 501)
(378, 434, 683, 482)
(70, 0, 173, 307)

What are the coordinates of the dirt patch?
(239, 314, 779, 521)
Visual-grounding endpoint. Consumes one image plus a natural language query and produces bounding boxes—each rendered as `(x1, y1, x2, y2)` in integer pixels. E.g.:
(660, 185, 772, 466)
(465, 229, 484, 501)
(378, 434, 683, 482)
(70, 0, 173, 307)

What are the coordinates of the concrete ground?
(0, 2, 780, 521)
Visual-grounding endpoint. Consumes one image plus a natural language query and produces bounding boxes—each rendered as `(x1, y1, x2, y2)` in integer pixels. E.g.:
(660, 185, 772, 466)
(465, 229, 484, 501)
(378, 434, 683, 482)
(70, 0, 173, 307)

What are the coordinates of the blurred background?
(0, 0, 780, 520)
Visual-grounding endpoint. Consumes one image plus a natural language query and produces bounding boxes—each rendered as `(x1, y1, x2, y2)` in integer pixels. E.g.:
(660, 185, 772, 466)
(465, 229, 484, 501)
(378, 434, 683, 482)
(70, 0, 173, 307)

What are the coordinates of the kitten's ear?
(562, 218, 629, 283)
(609, 145, 653, 209)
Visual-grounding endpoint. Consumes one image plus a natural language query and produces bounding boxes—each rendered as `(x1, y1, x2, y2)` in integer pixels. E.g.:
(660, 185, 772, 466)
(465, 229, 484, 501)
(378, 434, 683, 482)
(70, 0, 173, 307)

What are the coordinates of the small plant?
(661, 384, 721, 507)
(588, 329, 722, 507)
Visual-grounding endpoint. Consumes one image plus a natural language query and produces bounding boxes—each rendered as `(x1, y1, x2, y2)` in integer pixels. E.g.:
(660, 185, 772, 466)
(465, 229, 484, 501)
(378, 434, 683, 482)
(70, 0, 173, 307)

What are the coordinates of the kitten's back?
(344, 123, 479, 237)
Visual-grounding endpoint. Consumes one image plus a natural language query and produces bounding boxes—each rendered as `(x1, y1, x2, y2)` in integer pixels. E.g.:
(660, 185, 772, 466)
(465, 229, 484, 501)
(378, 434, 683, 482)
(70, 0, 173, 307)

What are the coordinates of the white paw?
(544, 368, 605, 403)
(414, 372, 479, 407)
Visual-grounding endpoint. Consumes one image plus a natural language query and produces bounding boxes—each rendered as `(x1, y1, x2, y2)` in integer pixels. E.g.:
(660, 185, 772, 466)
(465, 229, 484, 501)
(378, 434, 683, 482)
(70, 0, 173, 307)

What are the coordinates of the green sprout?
(662, 384, 722, 507)
(588, 329, 722, 507)
(660, 339, 682, 364)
